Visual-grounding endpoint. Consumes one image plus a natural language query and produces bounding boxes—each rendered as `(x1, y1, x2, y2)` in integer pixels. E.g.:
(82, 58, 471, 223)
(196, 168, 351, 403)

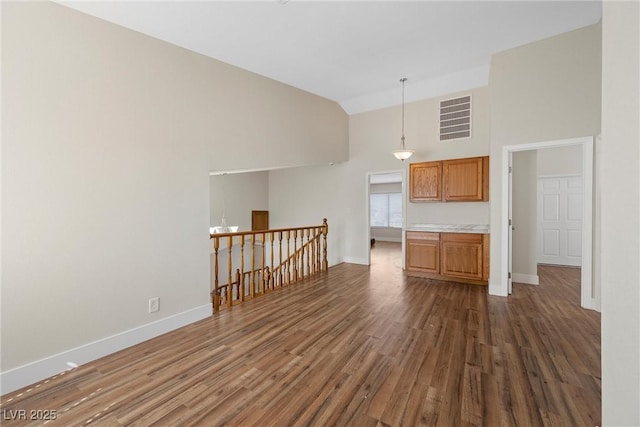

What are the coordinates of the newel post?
(212, 236, 220, 313)
(322, 218, 329, 271)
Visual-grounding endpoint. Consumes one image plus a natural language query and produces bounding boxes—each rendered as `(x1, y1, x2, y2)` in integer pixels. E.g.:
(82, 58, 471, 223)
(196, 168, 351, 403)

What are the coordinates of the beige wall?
(346, 87, 490, 263)
(1, 1, 347, 383)
(488, 23, 602, 296)
(402, 88, 491, 227)
(537, 145, 583, 176)
(5, 2, 638, 419)
(209, 172, 269, 232)
(601, 2, 640, 424)
(512, 151, 538, 280)
(268, 164, 344, 267)
(268, 87, 491, 266)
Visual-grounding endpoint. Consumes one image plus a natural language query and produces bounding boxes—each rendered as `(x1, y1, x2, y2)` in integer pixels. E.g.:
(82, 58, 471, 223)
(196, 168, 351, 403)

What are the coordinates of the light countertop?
(405, 224, 490, 234)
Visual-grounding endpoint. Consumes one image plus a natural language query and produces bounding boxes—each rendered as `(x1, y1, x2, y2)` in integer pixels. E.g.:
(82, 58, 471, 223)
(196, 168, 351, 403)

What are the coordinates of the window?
(370, 193, 402, 228)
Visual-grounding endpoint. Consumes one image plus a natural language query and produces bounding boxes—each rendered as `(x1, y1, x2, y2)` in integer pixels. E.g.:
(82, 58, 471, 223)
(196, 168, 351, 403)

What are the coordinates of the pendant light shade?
(392, 77, 414, 161)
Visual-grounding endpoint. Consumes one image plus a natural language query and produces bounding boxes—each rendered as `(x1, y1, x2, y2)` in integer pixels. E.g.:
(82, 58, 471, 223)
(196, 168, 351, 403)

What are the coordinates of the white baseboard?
(0, 304, 212, 395)
(489, 279, 509, 297)
(512, 273, 539, 285)
(342, 256, 369, 265)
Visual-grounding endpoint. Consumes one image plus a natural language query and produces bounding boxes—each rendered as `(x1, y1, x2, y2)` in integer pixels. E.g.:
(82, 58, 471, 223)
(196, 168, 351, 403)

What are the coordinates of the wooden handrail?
(209, 221, 327, 239)
(210, 219, 328, 313)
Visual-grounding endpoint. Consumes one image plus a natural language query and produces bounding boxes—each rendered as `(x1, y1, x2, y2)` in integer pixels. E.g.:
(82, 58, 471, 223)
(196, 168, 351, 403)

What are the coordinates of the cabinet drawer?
(441, 232, 483, 243)
(406, 231, 440, 241)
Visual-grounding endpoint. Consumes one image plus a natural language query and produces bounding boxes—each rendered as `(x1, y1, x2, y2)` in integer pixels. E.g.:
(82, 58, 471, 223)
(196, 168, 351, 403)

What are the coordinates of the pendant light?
(392, 77, 415, 161)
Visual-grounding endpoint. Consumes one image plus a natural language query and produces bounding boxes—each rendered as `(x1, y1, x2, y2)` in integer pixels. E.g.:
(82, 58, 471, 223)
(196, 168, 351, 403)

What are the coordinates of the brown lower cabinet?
(406, 232, 440, 273)
(441, 233, 483, 280)
(406, 231, 489, 285)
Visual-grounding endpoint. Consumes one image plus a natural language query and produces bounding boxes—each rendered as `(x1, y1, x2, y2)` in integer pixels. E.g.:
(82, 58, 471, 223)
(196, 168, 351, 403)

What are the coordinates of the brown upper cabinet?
(409, 161, 442, 201)
(410, 156, 489, 202)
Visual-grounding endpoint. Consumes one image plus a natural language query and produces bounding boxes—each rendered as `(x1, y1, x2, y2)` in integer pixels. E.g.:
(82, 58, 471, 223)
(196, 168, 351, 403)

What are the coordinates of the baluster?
(304, 228, 311, 277)
(301, 230, 306, 279)
(264, 266, 271, 291)
(301, 229, 306, 279)
(311, 228, 317, 276)
(269, 231, 275, 290)
(260, 232, 266, 294)
(239, 235, 245, 301)
(278, 231, 283, 287)
(227, 235, 233, 308)
(250, 234, 256, 299)
(285, 230, 291, 285)
(316, 226, 321, 272)
(293, 229, 298, 282)
(322, 218, 328, 271)
(213, 237, 220, 313)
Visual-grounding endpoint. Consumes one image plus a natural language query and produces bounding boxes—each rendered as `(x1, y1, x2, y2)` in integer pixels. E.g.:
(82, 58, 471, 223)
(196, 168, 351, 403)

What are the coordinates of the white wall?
(488, 23, 602, 296)
(210, 172, 269, 232)
(1, 1, 347, 393)
(512, 151, 538, 282)
(601, 2, 640, 425)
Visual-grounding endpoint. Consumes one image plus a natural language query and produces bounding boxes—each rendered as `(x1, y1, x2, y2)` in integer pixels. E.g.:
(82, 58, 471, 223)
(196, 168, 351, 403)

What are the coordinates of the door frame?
(365, 169, 407, 266)
(501, 136, 596, 310)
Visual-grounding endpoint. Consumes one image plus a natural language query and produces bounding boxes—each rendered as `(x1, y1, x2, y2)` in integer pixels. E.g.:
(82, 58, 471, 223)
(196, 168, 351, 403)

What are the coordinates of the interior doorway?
(502, 136, 597, 310)
(366, 170, 406, 266)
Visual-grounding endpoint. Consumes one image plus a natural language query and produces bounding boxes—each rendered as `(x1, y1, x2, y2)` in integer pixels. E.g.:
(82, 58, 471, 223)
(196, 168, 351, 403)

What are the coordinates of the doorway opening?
(366, 170, 406, 267)
(502, 136, 597, 310)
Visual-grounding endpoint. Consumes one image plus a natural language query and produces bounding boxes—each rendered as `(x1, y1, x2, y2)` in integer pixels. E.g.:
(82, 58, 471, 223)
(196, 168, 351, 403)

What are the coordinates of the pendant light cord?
(401, 77, 407, 149)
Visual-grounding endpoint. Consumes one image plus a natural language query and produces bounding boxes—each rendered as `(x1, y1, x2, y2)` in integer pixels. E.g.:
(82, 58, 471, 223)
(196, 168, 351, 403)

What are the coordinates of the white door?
(537, 176, 583, 266)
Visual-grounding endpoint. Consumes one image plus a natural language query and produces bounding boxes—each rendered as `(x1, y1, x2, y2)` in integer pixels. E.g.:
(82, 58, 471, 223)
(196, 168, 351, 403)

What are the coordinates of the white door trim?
(500, 136, 595, 310)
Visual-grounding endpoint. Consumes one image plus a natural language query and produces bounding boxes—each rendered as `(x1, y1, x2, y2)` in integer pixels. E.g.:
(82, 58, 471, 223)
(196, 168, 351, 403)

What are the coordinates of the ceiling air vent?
(439, 95, 471, 141)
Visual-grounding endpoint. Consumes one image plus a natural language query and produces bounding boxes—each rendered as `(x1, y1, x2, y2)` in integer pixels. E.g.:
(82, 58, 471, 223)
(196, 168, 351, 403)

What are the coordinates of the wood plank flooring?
(1, 242, 600, 426)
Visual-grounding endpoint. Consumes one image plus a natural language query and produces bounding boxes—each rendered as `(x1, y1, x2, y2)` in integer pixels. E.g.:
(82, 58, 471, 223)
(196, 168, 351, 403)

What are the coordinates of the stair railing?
(210, 219, 328, 312)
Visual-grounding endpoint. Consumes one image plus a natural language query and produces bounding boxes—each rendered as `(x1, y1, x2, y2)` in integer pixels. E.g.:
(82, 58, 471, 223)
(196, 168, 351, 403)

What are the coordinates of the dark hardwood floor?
(1, 243, 600, 426)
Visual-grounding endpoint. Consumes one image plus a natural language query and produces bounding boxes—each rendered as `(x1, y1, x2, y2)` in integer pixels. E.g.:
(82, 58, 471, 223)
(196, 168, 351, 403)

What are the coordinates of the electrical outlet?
(148, 297, 159, 313)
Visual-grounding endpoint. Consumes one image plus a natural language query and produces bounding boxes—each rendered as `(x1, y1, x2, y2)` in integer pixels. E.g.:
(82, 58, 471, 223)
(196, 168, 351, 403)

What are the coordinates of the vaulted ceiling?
(59, 1, 602, 114)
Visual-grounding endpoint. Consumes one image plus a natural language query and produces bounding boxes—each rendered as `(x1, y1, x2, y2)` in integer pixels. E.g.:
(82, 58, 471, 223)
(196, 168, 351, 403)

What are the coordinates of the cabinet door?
(406, 232, 440, 273)
(440, 233, 483, 280)
(410, 161, 442, 201)
(443, 157, 484, 201)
